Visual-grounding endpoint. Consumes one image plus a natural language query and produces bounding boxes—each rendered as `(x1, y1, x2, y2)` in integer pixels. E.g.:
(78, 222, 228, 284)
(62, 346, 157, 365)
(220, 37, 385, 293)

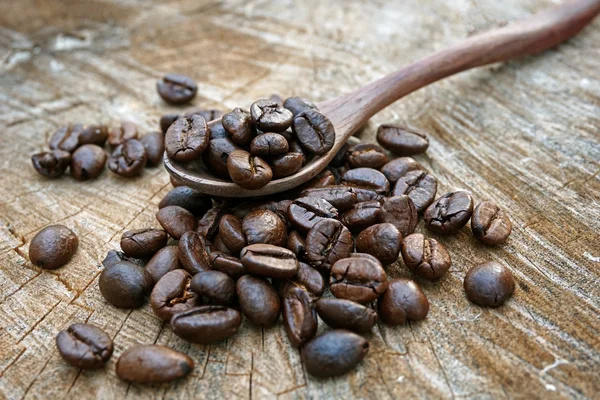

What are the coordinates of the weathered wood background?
(1, 0, 599, 398)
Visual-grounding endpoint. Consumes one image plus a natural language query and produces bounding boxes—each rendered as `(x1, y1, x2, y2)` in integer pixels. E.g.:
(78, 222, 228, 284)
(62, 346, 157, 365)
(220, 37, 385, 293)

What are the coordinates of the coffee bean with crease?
(283, 96, 318, 116)
(99, 262, 153, 308)
(242, 210, 287, 246)
(219, 214, 246, 254)
(178, 231, 211, 275)
(341, 201, 382, 234)
(190, 271, 237, 305)
(116, 345, 194, 383)
(50, 124, 84, 152)
(108, 121, 139, 148)
(145, 246, 180, 283)
(32, 150, 71, 178)
(287, 197, 338, 233)
(197, 203, 226, 239)
(377, 125, 429, 155)
(316, 298, 378, 333)
(355, 223, 402, 265)
(250, 133, 289, 157)
(166, 115, 209, 163)
(329, 256, 388, 303)
(273, 262, 325, 300)
(424, 191, 474, 234)
(377, 278, 429, 325)
(293, 110, 335, 155)
(171, 306, 242, 344)
(240, 244, 299, 279)
(352, 187, 384, 203)
(346, 143, 389, 169)
(159, 186, 212, 217)
(157, 73, 197, 104)
(71, 144, 107, 181)
(270, 152, 304, 179)
(140, 131, 165, 167)
(156, 205, 197, 239)
(286, 230, 307, 260)
(471, 201, 512, 245)
(227, 150, 272, 189)
(236, 275, 281, 327)
(108, 139, 148, 177)
(282, 286, 318, 348)
(120, 228, 167, 259)
(380, 157, 423, 183)
(305, 219, 353, 271)
(56, 323, 113, 369)
(222, 108, 255, 146)
(379, 195, 418, 237)
(160, 114, 179, 134)
(401, 233, 451, 281)
(250, 99, 294, 132)
(301, 186, 358, 211)
(210, 251, 246, 280)
(392, 170, 437, 212)
(341, 167, 390, 195)
(150, 269, 200, 321)
(464, 261, 515, 307)
(302, 170, 336, 189)
(301, 330, 369, 378)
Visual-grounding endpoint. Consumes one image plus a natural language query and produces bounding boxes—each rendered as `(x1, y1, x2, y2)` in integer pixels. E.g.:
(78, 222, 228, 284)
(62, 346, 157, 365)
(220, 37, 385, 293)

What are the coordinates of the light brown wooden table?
(1, 1, 599, 399)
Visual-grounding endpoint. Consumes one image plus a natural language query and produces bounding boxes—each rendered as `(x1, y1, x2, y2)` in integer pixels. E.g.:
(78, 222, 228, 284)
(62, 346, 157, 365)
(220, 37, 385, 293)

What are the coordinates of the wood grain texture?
(0, 0, 599, 399)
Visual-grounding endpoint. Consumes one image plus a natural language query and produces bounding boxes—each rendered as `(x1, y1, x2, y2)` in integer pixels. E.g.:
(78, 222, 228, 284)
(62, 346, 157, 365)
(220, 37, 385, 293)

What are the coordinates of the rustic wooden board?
(1, 0, 599, 399)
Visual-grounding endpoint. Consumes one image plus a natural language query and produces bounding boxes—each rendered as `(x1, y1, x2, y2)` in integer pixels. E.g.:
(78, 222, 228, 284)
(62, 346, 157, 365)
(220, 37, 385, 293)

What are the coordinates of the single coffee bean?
(305, 219, 353, 271)
(283, 96, 318, 116)
(346, 143, 389, 169)
(270, 152, 304, 179)
(424, 191, 474, 235)
(287, 197, 338, 233)
(240, 244, 299, 279)
(464, 261, 515, 307)
(203, 135, 242, 178)
(171, 306, 242, 343)
(102, 249, 144, 269)
(158, 186, 212, 217)
(197, 204, 226, 239)
(301, 330, 369, 377)
(222, 108, 255, 146)
(392, 170, 438, 212)
(160, 114, 179, 134)
(79, 124, 109, 147)
(99, 262, 153, 308)
(250, 99, 294, 132)
(56, 323, 113, 369)
(302, 169, 336, 189)
(352, 187, 385, 203)
(377, 125, 429, 155)
(250, 132, 289, 157)
(301, 186, 358, 210)
(273, 262, 325, 300)
(282, 286, 318, 348)
(178, 231, 211, 275)
(316, 298, 378, 333)
(341, 167, 390, 195)
(219, 214, 246, 255)
(32, 150, 71, 178)
(377, 278, 429, 325)
(190, 271, 237, 305)
(166, 115, 209, 163)
(185, 108, 223, 122)
(380, 157, 423, 183)
(116, 345, 194, 383)
(379, 195, 418, 237)
(145, 246, 180, 283)
(120, 228, 167, 259)
(71, 144, 107, 180)
(108, 139, 148, 177)
(210, 251, 246, 280)
(108, 121, 139, 148)
(340, 200, 382, 234)
(292, 110, 335, 155)
(236, 275, 281, 327)
(355, 223, 402, 265)
(242, 210, 287, 246)
(227, 149, 272, 189)
(330, 256, 388, 303)
(401, 233, 451, 281)
(150, 269, 199, 321)
(286, 230, 306, 260)
(249, 199, 293, 228)
(157, 73, 197, 104)
(471, 201, 512, 245)
(29, 225, 78, 269)
(49, 124, 83, 152)
(156, 205, 197, 239)
(140, 131, 165, 167)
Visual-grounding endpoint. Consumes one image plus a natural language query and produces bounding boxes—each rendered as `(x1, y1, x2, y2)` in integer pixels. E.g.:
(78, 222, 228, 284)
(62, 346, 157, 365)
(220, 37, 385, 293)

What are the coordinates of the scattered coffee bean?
(56, 323, 113, 369)
(140, 131, 165, 166)
(120, 228, 167, 259)
(29, 225, 78, 269)
(156, 205, 197, 239)
(316, 298, 378, 333)
(392, 170, 437, 212)
(355, 223, 402, 265)
(471, 201, 512, 245)
(240, 243, 299, 279)
(283, 96, 318, 116)
(99, 262, 153, 308)
(219, 214, 246, 255)
(305, 218, 353, 270)
(171, 306, 242, 343)
(380, 157, 423, 183)
(190, 271, 237, 305)
(270, 152, 304, 179)
(346, 143, 389, 169)
(227, 149, 273, 189)
(222, 108, 255, 146)
(286, 230, 306, 259)
(242, 210, 287, 246)
(210, 251, 246, 280)
(108, 139, 148, 177)
(158, 185, 212, 216)
(287, 197, 338, 233)
(71, 144, 107, 180)
(282, 286, 318, 347)
(292, 110, 335, 155)
(150, 269, 199, 321)
(32, 150, 71, 178)
(157, 73, 197, 104)
(379, 195, 418, 237)
(108, 121, 138, 148)
(301, 330, 369, 377)
(160, 114, 179, 134)
(301, 186, 358, 210)
(236, 275, 281, 327)
(273, 261, 325, 300)
(49, 124, 84, 152)
(464, 261, 515, 307)
(341, 167, 390, 194)
(116, 345, 194, 383)
(401, 233, 451, 281)
(424, 191, 474, 234)
(250, 99, 293, 132)
(377, 278, 429, 325)
(178, 231, 211, 274)
(330, 256, 388, 303)
(145, 246, 180, 283)
(377, 125, 429, 155)
(250, 133, 289, 157)
(165, 115, 209, 163)
(340, 200, 381, 234)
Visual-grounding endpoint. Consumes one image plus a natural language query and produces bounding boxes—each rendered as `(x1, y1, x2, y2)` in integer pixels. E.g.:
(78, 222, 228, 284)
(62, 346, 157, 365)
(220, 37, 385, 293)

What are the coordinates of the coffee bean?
(282, 286, 318, 347)
(156, 205, 197, 239)
(250, 133, 289, 157)
(71, 144, 107, 180)
(341, 167, 390, 195)
(377, 125, 429, 155)
(346, 143, 389, 169)
(352, 187, 385, 203)
(210, 251, 246, 280)
(79, 125, 109, 147)
(102, 249, 144, 269)
(120, 228, 167, 259)
(32, 150, 71, 178)
(242, 210, 287, 246)
(250, 99, 294, 132)
(305, 219, 353, 270)
(236, 275, 280, 327)
(424, 191, 474, 235)
(219, 214, 246, 255)
(355, 223, 402, 265)
(292, 110, 335, 155)
(377, 278, 429, 325)
(160, 114, 179, 134)
(171, 306, 242, 343)
(301, 330, 369, 377)
(150, 269, 200, 321)
(178, 231, 211, 275)
(157, 73, 197, 104)
(140, 131, 165, 167)
(287, 197, 338, 233)
(283, 96, 318, 116)
(464, 261, 515, 307)
(286, 230, 306, 260)
(197, 204, 225, 239)
(214, 234, 233, 256)
(240, 244, 299, 279)
(379, 195, 418, 237)
(186, 108, 223, 122)
(340, 200, 381, 234)
(301, 186, 358, 210)
(227, 149, 272, 189)
(116, 345, 194, 383)
(401, 233, 451, 281)
(190, 271, 237, 305)
(159, 186, 212, 217)
(471, 201, 512, 245)
(49, 124, 83, 152)
(316, 298, 378, 333)
(108, 121, 139, 148)
(380, 157, 423, 183)
(29, 225, 78, 269)
(108, 139, 148, 177)
(273, 262, 325, 300)
(330, 256, 388, 303)
(145, 246, 180, 283)
(392, 170, 437, 212)
(302, 169, 336, 189)
(222, 108, 255, 146)
(99, 262, 153, 308)
(203, 132, 242, 179)
(270, 152, 304, 179)
(166, 115, 209, 163)
(56, 323, 113, 369)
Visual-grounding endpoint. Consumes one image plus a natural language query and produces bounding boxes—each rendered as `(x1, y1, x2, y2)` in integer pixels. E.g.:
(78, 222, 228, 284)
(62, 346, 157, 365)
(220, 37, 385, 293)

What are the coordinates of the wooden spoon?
(165, 0, 600, 197)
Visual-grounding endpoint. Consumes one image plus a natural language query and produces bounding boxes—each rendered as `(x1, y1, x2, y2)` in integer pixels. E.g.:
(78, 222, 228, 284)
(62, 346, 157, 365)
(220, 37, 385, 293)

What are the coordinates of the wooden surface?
(1, 0, 599, 399)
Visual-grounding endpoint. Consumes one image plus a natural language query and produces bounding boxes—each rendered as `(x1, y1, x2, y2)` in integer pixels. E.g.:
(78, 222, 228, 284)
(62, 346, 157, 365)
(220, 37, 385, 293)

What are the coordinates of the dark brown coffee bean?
(240, 244, 299, 279)
(286, 230, 306, 260)
(210, 251, 246, 280)
(283, 96, 318, 116)
(102, 250, 144, 269)
(49, 124, 83, 152)
(108, 139, 147, 177)
(120, 228, 167, 259)
(79, 125, 109, 147)
(401, 233, 451, 281)
(379, 195, 418, 237)
(156, 205, 196, 239)
(305, 219, 353, 271)
(145, 246, 180, 283)
(219, 214, 246, 255)
(197, 204, 226, 239)
(273, 262, 325, 300)
(236, 275, 280, 327)
(160, 114, 179, 134)
(159, 186, 212, 217)
(227, 150, 272, 189)
(287, 197, 338, 233)
(250, 99, 294, 132)
(71, 144, 107, 180)
(185, 108, 223, 122)
(341, 167, 390, 195)
(56, 323, 113, 369)
(116, 345, 194, 383)
(301, 330, 369, 377)
(424, 191, 474, 235)
(340, 201, 381, 234)
(282, 286, 318, 347)
(190, 271, 236, 305)
(222, 108, 255, 146)
(377, 278, 429, 325)
(242, 210, 287, 246)
(250, 133, 289, 157)
(157, 73, 197, 104)
(330, 256, 388, 303)
(108, 121, 139, 148)
(178, 231, 211, 275)
(355, 223, 402, 265)
(140, 131, 165, 167)
(301, 186, 358, 211)
(270, 152, 304, 179)
(171, 306, 241, 343)
(165, 115, 209, 163)
(292, 110, 335, 155)
(377, 125, 429, 155)
(392, 170, 437, 213)
(464, 262, 515, 307)
(99, 262, 153, 308)
(380, 157, 423, 183)
(29, 225, 78, 269)
(150, 269, 199, 321)
(346, 143, 389, 169)
(352, 187, 384, 204)
(302, 169, 336, 189)
(32, 150, 71, 178)
(203, 134, 242, 178)
(471, 201, 512, 245)
(316, 298, 378, 333)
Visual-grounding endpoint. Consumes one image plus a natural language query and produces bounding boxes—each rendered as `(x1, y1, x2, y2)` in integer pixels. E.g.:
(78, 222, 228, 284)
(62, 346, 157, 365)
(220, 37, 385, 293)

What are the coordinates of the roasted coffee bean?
(380, 157, 423, 183)
(242, 210, 287, 246)
(464, 261, 515, 307)
(150, 269, 199, 321)
(29, 225, 78, 269)
(210, 251, 246, 280)
(140, 131, 165, 167)
(377, 125, 429, 155)
(355, 223, 402, 265)
(120, 228, 167, 259)
(401, 233, 451, 281)
(71, 144, 107, 180)
(270, 152, 304, 179)
(292, 110, 335, 155)
(301, 330, 369, 377)
(171, 306, 242, 343)
(392, 170, 437, 212)
(197, 204, 225, 239)
(49, 124, 84, 152)
(316, 298, 378, 333)
(346, 143, 389, 169)
(208, 120, 228, 139)
(305, 219, 353, 270)
(379, 195, 418, 237)
(108, 121, 138, 148)
(301, 186, 358, 210)
(352, 187, 384, 203)
(377, 278, 429, 325)
(302, 169, 336, 189)
(185, 108, 223, 122)
(330, 256, 388, 303)
(159, 186, 212, 216)
(157, 73, 197, 104)
(286, 230, 306, 259)
(341, 167, 390, 195)
(287, 197, 338, 233)
(222, 108, 255, 146)
(282, 286, 318, 347)
(203, 134, 242, 178)
(424, 191, 474, 235)
(56, 323, 113, 369)
(32, 150, 71, 178)
(240, 244, 298, 279)
(116, 345, 194, 383)
(218, 214, 246, 255)
(250, 99, 293, 132)
(340, 201, 381, 234)
(283, 96, 318, 116)
(273, 262, 325, 300)
(145, 246, 180, 283)
(80, 125, 109, 147)
(190, 271, 237, 305)
(156, 205, 196, 239)
(236, 275, 281, 327)
(250, 133, 289, 157)
(166, 115, 209, 163)
(102, 250, 144, 269)
(178, 231, 211, 275)
(99, 262, 153, 308)
(227, 150, 272, 189)
(160, 114, 179, 134)
(108, 139, 148, 177)
(471, 201, 512, 245)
